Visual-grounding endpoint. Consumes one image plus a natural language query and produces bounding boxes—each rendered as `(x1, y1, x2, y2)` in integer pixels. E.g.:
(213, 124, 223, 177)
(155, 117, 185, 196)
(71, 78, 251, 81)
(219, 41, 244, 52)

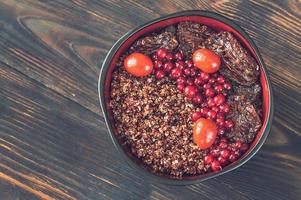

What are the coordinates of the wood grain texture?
(0, 0, 300, 199)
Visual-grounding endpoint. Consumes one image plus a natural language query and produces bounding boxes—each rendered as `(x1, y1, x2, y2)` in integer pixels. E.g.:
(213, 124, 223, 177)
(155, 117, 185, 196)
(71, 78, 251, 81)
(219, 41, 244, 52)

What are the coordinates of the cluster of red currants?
(152, 48, 234, 132)
(205, 139, 249, 171)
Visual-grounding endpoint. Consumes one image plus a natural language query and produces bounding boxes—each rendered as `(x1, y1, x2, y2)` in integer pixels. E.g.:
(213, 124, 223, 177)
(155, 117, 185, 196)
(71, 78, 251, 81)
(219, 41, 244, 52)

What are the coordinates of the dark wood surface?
(1, 0, 301, 199)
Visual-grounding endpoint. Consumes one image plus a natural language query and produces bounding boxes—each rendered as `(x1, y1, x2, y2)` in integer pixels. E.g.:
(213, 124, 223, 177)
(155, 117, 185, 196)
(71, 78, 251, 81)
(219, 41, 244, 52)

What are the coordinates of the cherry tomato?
(124, 53, 153, 77)
(193, 118, 218, 149)
(193, 48, 221, 73)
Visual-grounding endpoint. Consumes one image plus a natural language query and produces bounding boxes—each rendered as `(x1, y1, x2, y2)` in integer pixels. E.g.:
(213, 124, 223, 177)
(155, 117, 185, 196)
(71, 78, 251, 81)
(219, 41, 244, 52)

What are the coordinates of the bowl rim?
(98, 10, 274, 185)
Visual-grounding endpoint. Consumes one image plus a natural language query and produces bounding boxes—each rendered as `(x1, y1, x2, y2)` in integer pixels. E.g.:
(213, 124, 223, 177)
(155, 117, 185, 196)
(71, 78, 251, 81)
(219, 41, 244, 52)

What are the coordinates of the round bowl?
(98, 10, 274, 185)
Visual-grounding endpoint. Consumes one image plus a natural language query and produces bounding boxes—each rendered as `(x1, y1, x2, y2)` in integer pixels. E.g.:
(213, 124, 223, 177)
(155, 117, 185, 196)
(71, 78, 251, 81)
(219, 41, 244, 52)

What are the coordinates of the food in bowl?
(109, 21, 262, 178)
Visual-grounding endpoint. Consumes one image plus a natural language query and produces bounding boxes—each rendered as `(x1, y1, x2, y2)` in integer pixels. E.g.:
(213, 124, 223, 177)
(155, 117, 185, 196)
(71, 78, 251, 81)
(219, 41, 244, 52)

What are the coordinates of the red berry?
(154, 60, 163, 69)
(208, 78, 216, 84)
(174, 52, 183, 60)
(214, 85, 224, 93)
(184, 86, 197, 98)
(156, 48, 167, 59)
(211, 160, 221, 171)
(177, 84, 185, 92)
(216, 117, 224, 126)
(207, 98, 215, 107)
(207, 110, 217, 119)
(192, 111, 202, 122)
(186, 78, 194, 86)
(165, 52, 173, 61)
(176, 77, 186, 85)
(211, 149, 220, 157)
(203, 83, 212, 89)
(175, 61, 185, 69)
(217, 76, 226, 84)
(219, 104, 230, 113)
(200, 72, 210, 81)
(220, 137, 227, 143)
(223, 83, 232, 90)
(219, 141, 228, 149)
(212, 106, 219, 112)
(185, 60, 194, 68)
(205, 88, 215, 97)
(213, 94, 225, 106)
(194, 77, 202, 86)
(170, 68, 182, 79)
(190, 68, 197, 77)
(220, 149, 230, 159)
(217, 156, 227, 166)
(193, 94, 203, 105)
(204, 155, 214, 165)
(183, 68, 191, 76)
(155, 70, 165, 79)
(218, 127, 225, 136)
(163, 62, 173, 73)
(200, 107, 209, 116)
(224, 120, 234, 128)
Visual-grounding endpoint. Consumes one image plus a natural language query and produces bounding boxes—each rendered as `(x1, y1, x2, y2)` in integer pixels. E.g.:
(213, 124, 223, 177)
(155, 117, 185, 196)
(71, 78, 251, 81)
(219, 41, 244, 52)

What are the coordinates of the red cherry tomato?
(124, 53, 153, 77)
(193, 49, 221, 73)
(193, 118, 218, 149)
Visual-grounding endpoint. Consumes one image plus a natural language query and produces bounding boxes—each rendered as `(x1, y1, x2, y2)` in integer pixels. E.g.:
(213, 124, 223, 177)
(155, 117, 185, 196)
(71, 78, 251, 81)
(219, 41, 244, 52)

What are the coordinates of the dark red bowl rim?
(98, 10, 274, 185)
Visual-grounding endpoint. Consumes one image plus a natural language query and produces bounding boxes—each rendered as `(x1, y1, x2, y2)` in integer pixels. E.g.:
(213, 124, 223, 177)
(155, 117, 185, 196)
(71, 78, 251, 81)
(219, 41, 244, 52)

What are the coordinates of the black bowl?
(98, 10, 274, 185)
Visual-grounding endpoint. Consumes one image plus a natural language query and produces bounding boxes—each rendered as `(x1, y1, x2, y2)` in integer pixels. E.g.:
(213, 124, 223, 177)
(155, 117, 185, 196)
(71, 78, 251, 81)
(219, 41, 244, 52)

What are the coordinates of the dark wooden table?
(1, 1, 301, 199)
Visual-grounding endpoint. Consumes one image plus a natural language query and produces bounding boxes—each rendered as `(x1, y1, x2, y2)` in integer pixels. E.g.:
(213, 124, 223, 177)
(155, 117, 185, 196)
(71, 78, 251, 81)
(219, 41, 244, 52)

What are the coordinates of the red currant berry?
(154, 60, 163, 69)
(193, 94, 203, 105)
(223, 83, 232, 90)
(219, 141, 228, 149)
(214, 85, 224, 93)
(184, 86, 197, 98)
(200, 107, 209, 116)
(219, 104, 230, 113)
(192, 111, 202, 122)
(217, 75, 226, 84)
(208, 78, 216, 84)
(207, 98, 215, 107)
(170, 68, 183, 79)
(176, 77, 186, 85)
(217, 156, 227, 166)
(155, 70, 165, 79)
(165, 52, 173, 61)
(183, 68, 191, 76)
(200, 72, 210, 82)
(213, 94, 225, 106)
(203, 83, 212, 89)
(204, 155, 214, 165)
(207, 110, 217, 119)
(177, 84, 185, 92)
(185, 60, 194, 68)
(175, 61, 185, 69)
(216, 117, 224, 126)
(211, 160, 221, 171)
(194, 76, 203, 86)
(205, 88, 215, 97)
(156, 48, 167, 59)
